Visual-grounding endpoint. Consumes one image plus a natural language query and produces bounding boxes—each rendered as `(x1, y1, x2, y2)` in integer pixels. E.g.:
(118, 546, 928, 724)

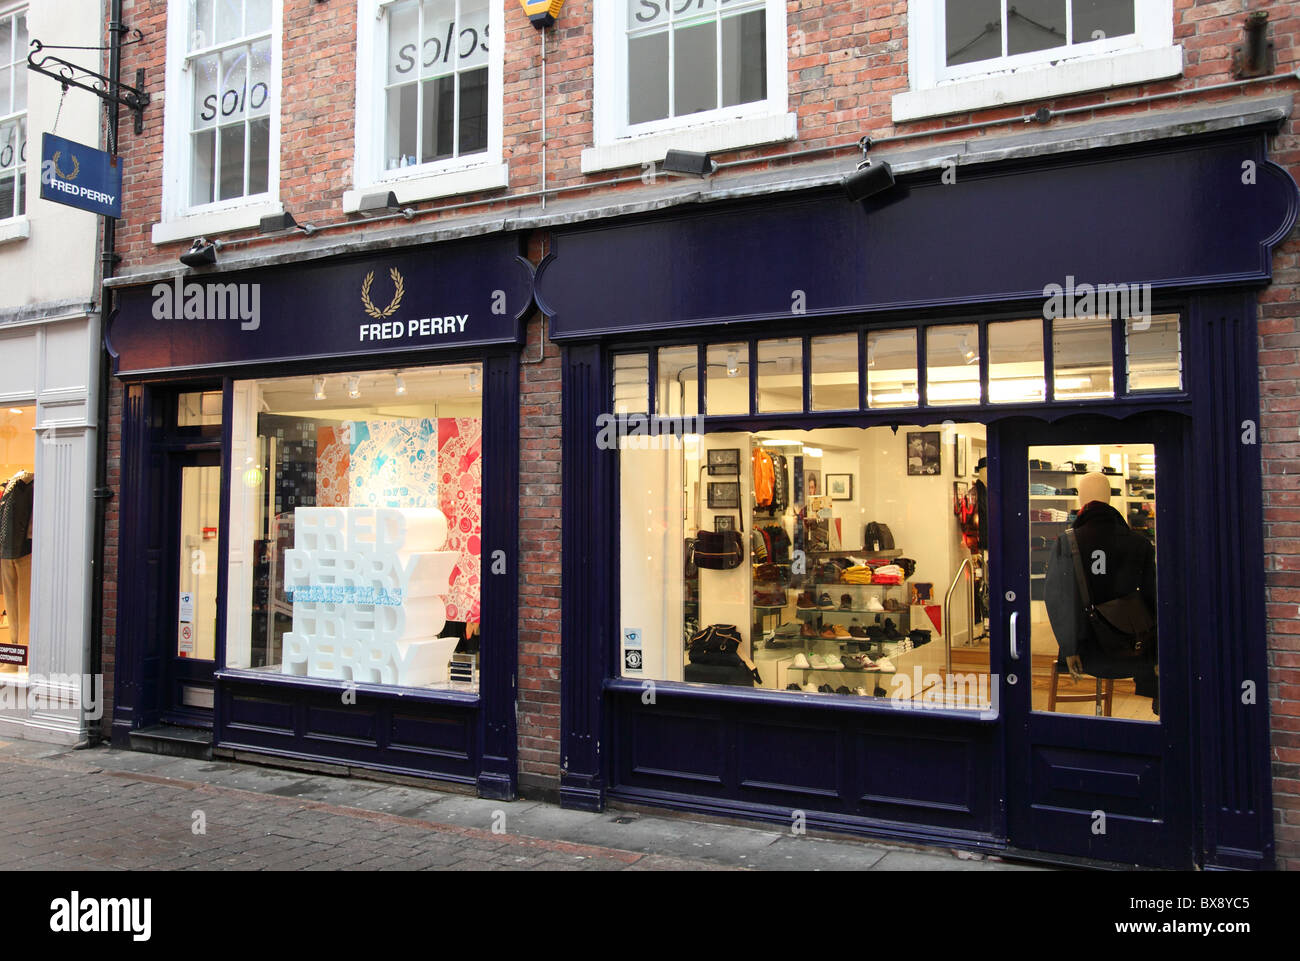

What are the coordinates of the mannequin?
(1062, 472, 1114, 682)
(0, 470, 34, 671)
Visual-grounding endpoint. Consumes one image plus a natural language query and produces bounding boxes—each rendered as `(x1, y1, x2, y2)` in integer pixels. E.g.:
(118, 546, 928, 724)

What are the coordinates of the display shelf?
(786, 663, 897, 674)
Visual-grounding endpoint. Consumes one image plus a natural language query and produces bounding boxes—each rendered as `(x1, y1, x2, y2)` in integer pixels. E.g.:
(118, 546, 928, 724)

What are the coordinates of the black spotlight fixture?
(662, 149, 717, 177)
(843, 138, 895, 203)
(179, 238, 219, 267)
(260, 211, 300, 233)
(356, 189, 415, 220)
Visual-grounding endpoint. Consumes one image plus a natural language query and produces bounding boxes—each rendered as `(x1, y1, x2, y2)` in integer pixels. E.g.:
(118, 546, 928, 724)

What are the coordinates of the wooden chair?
(1046, 661, 1114, 716)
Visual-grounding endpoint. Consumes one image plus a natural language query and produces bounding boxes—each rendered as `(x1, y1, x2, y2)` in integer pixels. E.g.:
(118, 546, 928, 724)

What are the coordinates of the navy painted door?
(995, 414, 1194, 867)
(161, 449, 221, 726)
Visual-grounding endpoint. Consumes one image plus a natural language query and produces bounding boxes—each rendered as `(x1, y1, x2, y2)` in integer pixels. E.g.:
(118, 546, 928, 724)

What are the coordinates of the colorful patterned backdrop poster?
(349, 419, 439, 507)
(316, 424, 352, 507)
(437, 418, 482, 626)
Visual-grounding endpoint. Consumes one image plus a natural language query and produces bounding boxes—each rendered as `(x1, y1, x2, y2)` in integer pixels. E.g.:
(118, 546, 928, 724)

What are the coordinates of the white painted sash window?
(0, 6, 27, 221)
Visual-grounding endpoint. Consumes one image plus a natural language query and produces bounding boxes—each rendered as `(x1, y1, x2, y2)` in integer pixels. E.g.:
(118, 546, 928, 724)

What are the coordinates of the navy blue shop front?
(538, 126, 1298, 868)
(107, 235, 533, 800)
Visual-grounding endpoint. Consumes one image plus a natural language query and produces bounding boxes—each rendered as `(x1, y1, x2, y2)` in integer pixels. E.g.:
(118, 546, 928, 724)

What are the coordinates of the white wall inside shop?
(0, 0, 102, 309)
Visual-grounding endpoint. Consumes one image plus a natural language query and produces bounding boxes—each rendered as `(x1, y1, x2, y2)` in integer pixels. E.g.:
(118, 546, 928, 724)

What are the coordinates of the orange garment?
(752, 448, 774, 507)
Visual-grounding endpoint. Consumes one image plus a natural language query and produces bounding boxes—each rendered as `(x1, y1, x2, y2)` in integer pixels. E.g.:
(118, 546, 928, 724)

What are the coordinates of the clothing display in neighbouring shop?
(752, 448, 775, 508)
(0, 472, 34, 655)
(757, 523, 792, 565)
(771, 454, 790, 512)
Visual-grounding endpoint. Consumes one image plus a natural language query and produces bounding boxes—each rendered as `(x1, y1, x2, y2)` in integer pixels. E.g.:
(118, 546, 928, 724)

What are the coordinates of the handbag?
(687, 624, 760, 685)
(865, 521, 895, 552)
(1066, 529, 1154, 660)
(693, 528, 745, 570)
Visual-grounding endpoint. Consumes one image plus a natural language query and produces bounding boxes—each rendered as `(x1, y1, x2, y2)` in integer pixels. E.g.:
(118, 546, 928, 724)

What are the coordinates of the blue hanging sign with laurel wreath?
(39, 133, 122, 219)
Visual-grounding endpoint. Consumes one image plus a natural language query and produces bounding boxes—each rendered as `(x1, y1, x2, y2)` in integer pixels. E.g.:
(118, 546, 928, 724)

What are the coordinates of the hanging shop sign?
(39, 133, 122, 219)
(107, 236, 534, 376)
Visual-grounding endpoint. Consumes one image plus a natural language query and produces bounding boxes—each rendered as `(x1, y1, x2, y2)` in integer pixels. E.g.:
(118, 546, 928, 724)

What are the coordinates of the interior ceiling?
(257, 365, 482, 417)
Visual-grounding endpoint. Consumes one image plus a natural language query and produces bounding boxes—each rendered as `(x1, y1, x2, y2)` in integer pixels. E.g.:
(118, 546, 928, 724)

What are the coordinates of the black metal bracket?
(27, 32, 151, 135)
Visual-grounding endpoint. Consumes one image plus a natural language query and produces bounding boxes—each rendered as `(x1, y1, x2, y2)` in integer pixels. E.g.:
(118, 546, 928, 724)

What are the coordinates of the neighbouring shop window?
(382, 0, 489, 171)
(0, 6, 27, 220)
(186, 0, 274, 206)
(226, 364, 483, 692)
(756, 337, 801, 414)
(1028, 442, 1158, 722)
(1126, 313, 1182, 392)
(613, 352, 650, 414)
(618, 420, 992, 710)
(0, 404, 34, 676)
(1053, 315, 1113, 400)
(987, 318, 1045, 404)
(706, 342, 749, 416)
(657, 345, 699, 417)
(926, 324, 981, 406)
(867, 329, 918, 409)
(627, 0, 768, 125)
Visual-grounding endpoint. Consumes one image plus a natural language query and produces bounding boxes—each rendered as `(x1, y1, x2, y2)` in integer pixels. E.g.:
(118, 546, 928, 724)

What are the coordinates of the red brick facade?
(101, 1, 1299, 864)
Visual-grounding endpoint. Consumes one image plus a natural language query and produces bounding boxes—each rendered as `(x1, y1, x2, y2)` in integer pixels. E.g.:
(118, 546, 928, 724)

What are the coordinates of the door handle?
(1009, 611, 1020, 660)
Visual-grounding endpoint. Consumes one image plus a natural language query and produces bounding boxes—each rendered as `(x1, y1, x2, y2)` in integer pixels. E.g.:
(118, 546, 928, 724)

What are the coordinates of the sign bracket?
(27, 28, 150, 135)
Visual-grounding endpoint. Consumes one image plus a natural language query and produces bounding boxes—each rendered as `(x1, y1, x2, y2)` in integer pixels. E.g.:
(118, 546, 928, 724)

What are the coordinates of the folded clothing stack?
(871, 564, 904, 584)
(842, 565, 874, 584)
(1029, 483, 1056, 496)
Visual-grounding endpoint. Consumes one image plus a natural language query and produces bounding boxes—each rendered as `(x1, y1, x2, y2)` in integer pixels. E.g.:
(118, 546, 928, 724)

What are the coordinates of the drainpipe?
(89, 0, 123, 744)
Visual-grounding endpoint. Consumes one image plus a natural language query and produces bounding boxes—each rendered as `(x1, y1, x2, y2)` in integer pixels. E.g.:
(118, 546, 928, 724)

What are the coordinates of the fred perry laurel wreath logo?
(51, 150, 79, 182)
(361, 268, 405, 319)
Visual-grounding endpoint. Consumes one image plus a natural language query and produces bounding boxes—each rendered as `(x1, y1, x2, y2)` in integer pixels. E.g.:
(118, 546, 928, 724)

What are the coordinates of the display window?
(0, 404, 33, 675)
(225, 363, 483, 692)
(1029, 442, 1159, 722)
(619, 421, 993, 710)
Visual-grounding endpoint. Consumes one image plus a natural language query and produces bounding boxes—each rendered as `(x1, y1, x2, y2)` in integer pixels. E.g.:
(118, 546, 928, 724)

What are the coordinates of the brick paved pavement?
(0, 740, 1038, 871)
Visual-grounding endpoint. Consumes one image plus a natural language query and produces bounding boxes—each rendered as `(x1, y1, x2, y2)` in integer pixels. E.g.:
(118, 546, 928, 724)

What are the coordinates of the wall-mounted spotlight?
(357, 190, 415, 220)
(179, 237, 219, 267)
(843, 137, 896, 203)
(662, 149, 717, 177)
(347, 376, 361, 399)
(394, 373, 407, 396)
(313, 377, 327, 401)
(260, 210, 316, 236)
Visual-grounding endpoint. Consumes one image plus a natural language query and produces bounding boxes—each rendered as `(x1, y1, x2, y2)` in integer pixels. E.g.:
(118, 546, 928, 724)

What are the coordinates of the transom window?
(0, 6, 27, 220)
(186, 0, 274, 206)
(627, 0, 768, 126)
(382, 0, 489, 171)
(610, 314, 1184, 417)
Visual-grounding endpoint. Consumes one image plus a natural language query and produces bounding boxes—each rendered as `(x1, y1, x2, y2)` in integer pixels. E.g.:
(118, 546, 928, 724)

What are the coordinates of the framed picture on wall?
(707, 482, 740, 509)
(707, 448, 741, 476)
(714, 515, 736, 533)
(805, 470, 822, 499)
(954, 433, 967, 477)
(907, 431, 942, 476)
(826, 474, 853, 500)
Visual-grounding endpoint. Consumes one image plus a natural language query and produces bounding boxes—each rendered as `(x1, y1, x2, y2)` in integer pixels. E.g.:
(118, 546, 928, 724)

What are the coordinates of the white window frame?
(0, 2, 29, 229)
(585, 0, 795, 175)
(345, 0, 506, 213)
(154, 0, 284, 245)
(894, 0, 1181, 124)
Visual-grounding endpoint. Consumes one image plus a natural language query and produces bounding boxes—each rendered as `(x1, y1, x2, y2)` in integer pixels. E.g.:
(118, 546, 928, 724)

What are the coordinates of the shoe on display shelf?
(792, 652, 811, 670)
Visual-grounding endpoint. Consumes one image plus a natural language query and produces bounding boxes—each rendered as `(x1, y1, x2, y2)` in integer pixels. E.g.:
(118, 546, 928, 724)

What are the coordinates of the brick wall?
(103, 1, 1300, 857)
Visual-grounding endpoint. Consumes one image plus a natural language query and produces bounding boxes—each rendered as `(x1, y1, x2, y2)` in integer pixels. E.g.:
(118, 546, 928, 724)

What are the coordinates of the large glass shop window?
(619, 422, 993, 711)
(0, 405, 35, 676)
(227, 365, 484, 692)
